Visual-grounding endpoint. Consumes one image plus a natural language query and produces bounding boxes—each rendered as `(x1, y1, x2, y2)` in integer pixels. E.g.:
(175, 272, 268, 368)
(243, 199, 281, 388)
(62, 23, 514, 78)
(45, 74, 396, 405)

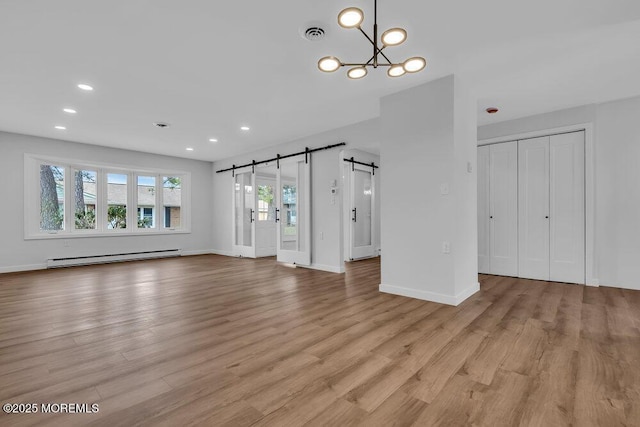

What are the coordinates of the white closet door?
(477, 145, 491, 274)
(518, 136, 550, 280)
(549, 131, 585, 284)
(489, 141, 518, 276)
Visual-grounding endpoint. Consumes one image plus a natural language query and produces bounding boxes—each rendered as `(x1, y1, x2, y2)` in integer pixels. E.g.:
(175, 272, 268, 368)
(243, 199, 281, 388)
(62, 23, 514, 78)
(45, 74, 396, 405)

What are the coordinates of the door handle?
(250, 209, 255, 223)
(545, 216, 549, 219)
(490, 216, 493, 219)
(352, 207, 357, 222)
(275, 208, 280, 223)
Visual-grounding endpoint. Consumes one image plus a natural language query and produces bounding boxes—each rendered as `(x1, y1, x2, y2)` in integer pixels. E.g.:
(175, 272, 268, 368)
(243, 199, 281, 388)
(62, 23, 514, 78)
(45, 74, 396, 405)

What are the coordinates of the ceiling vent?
(153, 122, 170, 128)
(304, 27, 326, 41)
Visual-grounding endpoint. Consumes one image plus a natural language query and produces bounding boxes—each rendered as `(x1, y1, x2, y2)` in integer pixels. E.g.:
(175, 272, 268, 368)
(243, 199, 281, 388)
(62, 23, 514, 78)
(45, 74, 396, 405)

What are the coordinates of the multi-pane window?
(163, 176, 181, 229)
(26, 156, 189, 238)
(40, 165, 65, 231)
(137, 176, 156, 229)
(107, 173, 128, 229)
(74, 170, 97, 230)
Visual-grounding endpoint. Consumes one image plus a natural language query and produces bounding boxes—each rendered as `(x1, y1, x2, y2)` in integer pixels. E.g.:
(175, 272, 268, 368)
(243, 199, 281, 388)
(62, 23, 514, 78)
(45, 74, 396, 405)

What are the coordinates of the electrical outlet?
(442, 241, 450, 254)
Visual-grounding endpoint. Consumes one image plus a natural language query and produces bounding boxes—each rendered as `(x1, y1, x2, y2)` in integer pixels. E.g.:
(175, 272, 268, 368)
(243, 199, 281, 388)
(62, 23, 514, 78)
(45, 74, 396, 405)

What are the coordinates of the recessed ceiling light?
(55, 125, 66, 130)
(77, 84, 93, 91)
(186, 147, 194, 151)
(240, 126, 250, 131)
(63, 108, 77, 114)
(209, 138, 218, 142)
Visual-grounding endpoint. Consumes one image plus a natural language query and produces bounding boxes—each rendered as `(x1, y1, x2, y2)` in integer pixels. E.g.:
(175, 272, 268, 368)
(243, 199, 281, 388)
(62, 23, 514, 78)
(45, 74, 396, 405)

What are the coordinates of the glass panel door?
(350, 164, 375, 260)
(255, 172, 277, 257)
(276, 156, 310, 265)
(232, 170, 256, 258)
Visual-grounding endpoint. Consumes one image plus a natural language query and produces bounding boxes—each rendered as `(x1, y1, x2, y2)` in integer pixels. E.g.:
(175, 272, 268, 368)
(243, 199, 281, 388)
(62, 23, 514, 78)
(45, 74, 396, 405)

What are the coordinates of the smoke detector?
(304, 26, 326, 41)
(153, 122, 170, 128)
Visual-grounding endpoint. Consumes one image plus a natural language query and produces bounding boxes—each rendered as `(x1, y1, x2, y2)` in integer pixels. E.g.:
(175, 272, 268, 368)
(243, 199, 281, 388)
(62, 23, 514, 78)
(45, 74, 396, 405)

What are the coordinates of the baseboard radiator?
(47, 249, 182, 268)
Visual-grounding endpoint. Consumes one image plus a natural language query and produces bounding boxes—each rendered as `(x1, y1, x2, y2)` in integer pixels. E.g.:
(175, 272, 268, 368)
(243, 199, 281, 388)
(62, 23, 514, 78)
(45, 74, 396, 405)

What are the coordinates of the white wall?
(211, 119, 382, 273)
(379, 75, 479, 305)
(595, 97, 640, 290)
(479, 95, 640, 291)
(0, 131, 213, 272)
(477, 104, 597, 141)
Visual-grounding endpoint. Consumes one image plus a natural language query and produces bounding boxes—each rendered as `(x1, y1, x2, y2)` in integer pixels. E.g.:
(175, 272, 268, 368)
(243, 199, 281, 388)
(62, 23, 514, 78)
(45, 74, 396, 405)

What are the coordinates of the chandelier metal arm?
(341, 63, 397, 67)
(376, 47, 393, 65)
(358, 27, 376, 49)
(357, 27, 393, 67)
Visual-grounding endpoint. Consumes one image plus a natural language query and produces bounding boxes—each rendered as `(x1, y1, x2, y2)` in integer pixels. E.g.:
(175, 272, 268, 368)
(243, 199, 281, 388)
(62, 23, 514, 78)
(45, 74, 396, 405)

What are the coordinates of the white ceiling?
(1, 0, 640, 161)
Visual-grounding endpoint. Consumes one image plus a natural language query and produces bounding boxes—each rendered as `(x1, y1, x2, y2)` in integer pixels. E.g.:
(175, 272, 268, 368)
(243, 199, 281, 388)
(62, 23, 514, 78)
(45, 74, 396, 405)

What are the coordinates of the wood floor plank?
(1, 256, 639, 426)
(404, 329, 485, 404)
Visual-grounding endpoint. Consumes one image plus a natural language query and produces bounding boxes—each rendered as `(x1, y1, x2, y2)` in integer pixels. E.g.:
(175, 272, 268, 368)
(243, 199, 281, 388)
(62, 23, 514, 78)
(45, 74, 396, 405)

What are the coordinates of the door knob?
(545, 216, 549, 219)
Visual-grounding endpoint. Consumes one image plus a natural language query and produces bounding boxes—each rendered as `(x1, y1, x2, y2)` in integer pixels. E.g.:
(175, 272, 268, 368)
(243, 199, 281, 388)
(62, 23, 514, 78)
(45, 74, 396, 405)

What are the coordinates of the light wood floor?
(1, 256, 639, 426)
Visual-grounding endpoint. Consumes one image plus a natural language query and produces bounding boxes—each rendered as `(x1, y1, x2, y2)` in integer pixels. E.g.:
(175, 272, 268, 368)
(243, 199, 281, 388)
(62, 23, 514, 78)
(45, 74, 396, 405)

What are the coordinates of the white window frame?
(24, 154, 191, 239)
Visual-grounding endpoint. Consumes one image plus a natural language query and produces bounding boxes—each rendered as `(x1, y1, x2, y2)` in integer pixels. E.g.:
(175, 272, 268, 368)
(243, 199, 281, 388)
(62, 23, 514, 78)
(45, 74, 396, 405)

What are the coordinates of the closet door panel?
(477, 145, 491, 274)
(549, 132, 585, 284)
(489, 141, 518, 276)
(518, 137, 550, 280)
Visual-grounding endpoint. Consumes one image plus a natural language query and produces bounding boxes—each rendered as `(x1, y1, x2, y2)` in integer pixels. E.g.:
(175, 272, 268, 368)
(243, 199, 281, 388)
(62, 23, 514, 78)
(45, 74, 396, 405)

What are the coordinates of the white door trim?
(479, 122, 596, 286)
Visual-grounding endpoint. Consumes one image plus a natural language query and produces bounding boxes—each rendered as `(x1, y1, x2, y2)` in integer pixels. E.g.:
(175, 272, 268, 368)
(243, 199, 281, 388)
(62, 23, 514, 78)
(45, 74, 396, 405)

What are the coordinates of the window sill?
(24, 229, 191, 240)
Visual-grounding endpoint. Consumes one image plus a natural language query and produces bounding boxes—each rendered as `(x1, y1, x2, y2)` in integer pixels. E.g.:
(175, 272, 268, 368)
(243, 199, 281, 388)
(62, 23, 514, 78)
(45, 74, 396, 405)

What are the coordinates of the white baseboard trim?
(0, 263, 47, 274)
(181, 249, 215, 257)
(586, 278, 599, 287)
(210, 249, 235, 257)
(379, 282, 480, 306)
(299, 263, 345, 274)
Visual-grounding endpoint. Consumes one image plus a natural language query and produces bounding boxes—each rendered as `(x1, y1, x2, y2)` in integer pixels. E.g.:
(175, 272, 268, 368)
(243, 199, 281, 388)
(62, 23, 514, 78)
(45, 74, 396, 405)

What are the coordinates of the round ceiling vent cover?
(304, 27, 325, 41)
